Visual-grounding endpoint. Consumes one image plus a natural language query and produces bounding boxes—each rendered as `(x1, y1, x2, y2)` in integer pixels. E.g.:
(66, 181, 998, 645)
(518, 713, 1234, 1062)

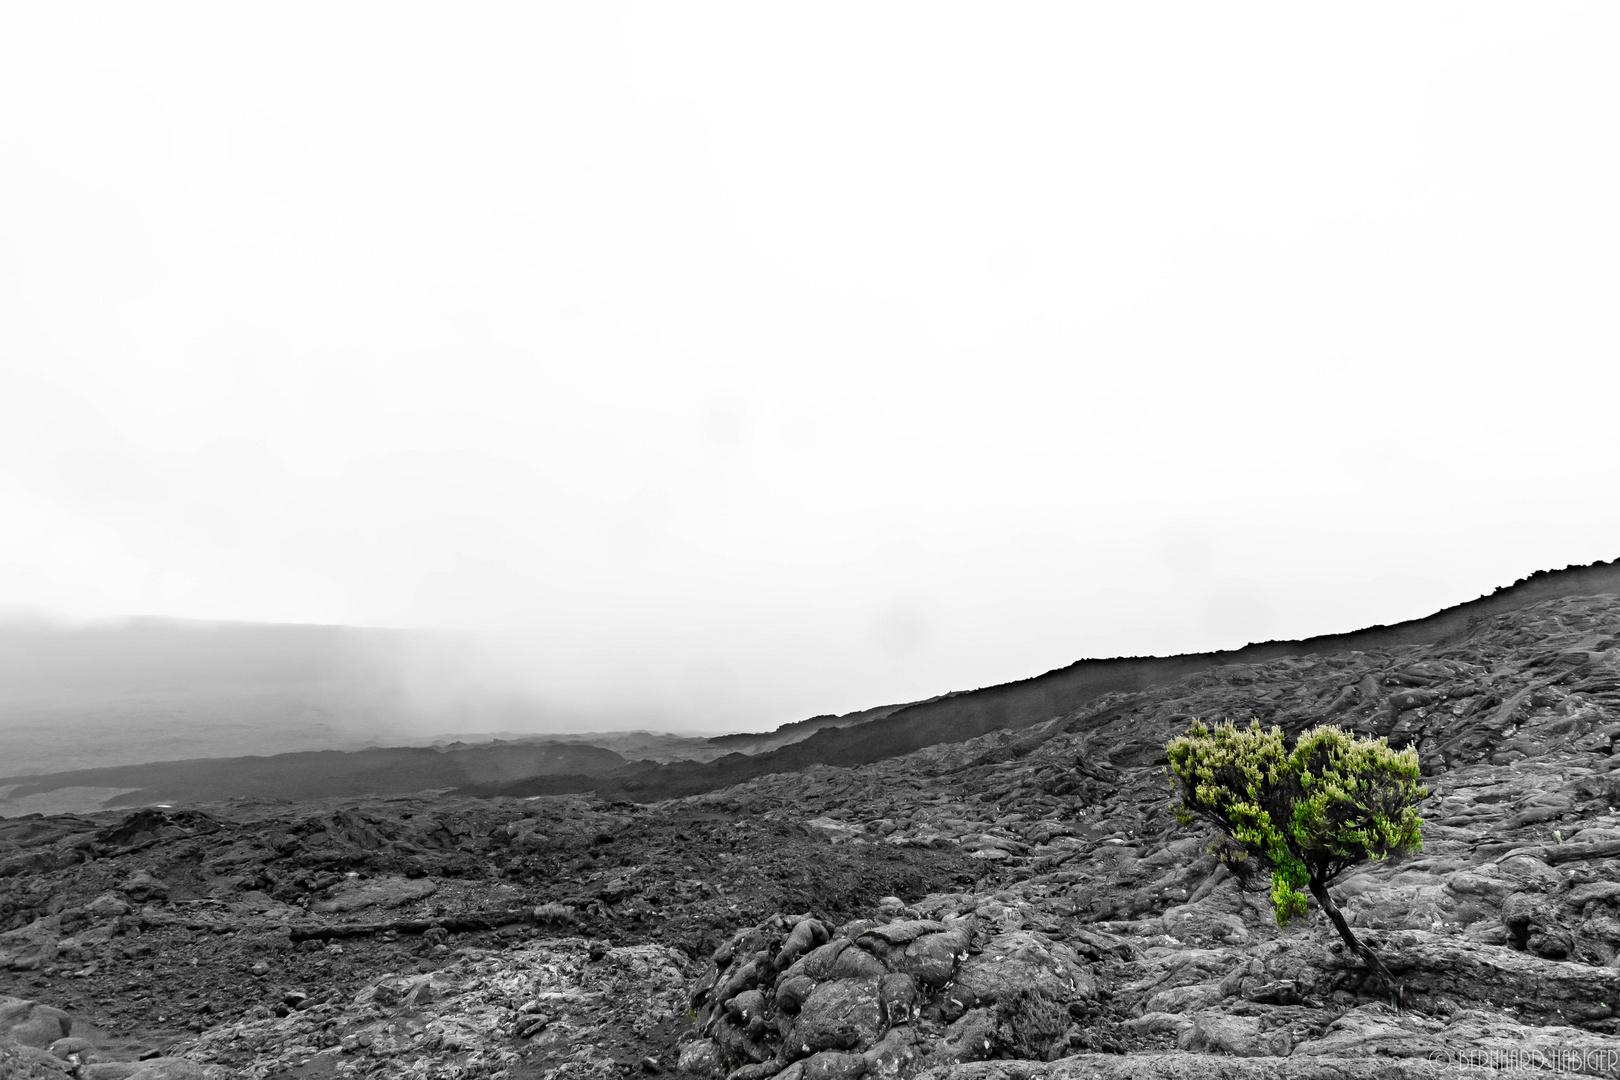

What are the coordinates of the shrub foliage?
(1166, 719, 1426, 991)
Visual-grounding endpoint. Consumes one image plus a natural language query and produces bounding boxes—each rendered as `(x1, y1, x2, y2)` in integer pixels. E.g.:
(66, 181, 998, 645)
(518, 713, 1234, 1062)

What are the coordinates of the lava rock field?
(6, 593, 1620, 1078)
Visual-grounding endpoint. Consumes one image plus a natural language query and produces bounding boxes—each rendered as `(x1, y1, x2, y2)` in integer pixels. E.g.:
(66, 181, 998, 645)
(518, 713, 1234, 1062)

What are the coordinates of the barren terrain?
(6, 573, 1620, 1077)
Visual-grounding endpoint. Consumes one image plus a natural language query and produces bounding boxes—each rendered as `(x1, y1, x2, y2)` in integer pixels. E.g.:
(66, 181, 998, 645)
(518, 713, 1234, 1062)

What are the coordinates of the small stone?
(799, 1050, 872, 1079)
(0, 998, 73, 1048)
(127, 1058, 205, 1079)
(119, 871, 170, 903)
(48, 1036, 97, 1061)
(676, 1038, 722, 1076)
(787, 978, 885, 1057)
(309, 877, 437, 915)
(87, 894, 131, 920)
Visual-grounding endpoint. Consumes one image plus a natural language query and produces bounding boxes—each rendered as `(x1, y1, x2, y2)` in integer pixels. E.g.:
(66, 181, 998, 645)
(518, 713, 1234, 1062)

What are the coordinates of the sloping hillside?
(703, 701, 911, 753)
(465, 559, 1620, 801)
(4, 589, 1620, 1076)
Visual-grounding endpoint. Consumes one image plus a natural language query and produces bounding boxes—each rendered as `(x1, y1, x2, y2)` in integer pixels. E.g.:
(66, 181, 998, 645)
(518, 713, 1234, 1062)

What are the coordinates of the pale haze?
(2, 4, 1617, 735)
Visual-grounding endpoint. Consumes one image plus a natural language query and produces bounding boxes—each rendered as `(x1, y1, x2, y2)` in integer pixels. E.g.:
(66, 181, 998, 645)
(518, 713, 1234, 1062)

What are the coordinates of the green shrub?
(1166, 719, 1426, 994)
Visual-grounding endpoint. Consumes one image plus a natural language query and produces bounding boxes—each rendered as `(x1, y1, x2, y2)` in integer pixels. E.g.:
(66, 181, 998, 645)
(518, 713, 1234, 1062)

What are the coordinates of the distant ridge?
(461, 557, 1620, 803)
(9, 559, 1617, 815)
(704, 702, 910, 751)
(0, 741, 626, 810)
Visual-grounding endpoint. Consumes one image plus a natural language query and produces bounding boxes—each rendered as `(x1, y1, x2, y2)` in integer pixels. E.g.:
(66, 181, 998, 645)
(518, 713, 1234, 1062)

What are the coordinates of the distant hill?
(0, 618, 423, 777)
(703, 701, 910, 752)
(0, 740, 627, 814)
(9, 559, 1619, 815)
(0, 618, 874, 781)
(0, 617, 910, 814)
(460, 557, 1620, 803)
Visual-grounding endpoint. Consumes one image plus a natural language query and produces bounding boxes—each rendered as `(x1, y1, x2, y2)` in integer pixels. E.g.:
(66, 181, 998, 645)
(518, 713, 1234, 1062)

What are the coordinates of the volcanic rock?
(0, 996, 72, 1047)
(3, 589, 1620, 1076)
(307, 875, 437, 914)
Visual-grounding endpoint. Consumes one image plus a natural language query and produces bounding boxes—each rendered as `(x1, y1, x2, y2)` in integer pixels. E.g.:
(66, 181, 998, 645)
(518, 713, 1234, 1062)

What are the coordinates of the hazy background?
(3, 4, 1618, 739)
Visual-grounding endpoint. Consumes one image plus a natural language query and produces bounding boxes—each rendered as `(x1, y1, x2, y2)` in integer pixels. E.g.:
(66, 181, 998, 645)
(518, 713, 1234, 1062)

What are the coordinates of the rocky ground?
(6, 593, 1620, 1077)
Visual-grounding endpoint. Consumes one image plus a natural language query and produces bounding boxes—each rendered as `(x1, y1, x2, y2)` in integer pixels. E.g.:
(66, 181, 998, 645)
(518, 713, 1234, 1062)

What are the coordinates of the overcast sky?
(2, 4, 1617, 733)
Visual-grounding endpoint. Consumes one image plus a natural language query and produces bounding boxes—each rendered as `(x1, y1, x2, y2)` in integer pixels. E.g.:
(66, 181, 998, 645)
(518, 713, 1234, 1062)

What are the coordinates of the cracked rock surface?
(5, 594, 1620, 1077)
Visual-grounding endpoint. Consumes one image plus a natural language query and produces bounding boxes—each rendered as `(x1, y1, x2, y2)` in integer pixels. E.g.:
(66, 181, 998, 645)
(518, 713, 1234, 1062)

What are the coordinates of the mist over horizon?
(3, 5, 1619, 764)
(6, 551, 1618, 762)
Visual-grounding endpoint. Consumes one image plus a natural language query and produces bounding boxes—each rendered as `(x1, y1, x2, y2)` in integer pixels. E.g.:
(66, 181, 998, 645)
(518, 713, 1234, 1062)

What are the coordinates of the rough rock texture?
(0, 995, 73, 1047)
(4, 593, 1620, 1076)
(0, 786, 975, 1074)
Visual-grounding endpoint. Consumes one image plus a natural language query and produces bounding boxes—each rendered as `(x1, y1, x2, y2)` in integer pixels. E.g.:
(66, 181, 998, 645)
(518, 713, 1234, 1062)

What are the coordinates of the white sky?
(2, 3, 1618, 733)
